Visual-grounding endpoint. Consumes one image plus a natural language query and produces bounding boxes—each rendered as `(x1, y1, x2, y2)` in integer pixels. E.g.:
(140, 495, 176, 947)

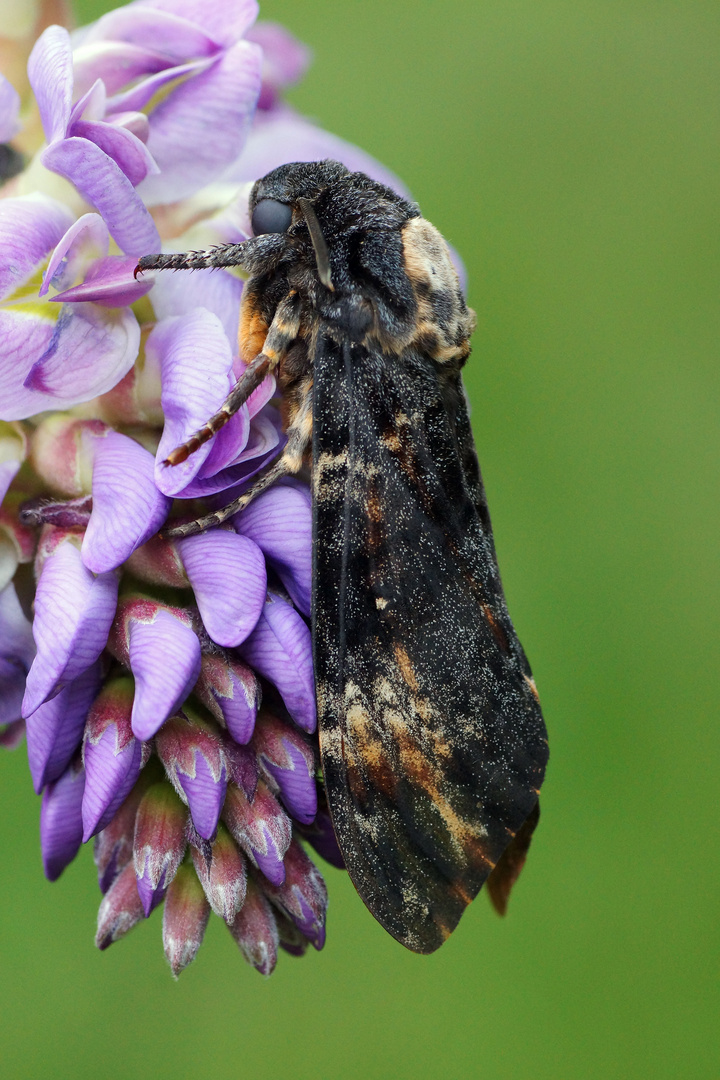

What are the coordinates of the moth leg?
(163, 292, 301, 466)
(164, 384, 313, 539)
(136, 242, 250, 274)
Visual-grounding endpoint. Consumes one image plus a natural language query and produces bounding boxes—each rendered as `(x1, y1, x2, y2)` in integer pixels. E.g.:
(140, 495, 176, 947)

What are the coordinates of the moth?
(137, 160, 549, 953)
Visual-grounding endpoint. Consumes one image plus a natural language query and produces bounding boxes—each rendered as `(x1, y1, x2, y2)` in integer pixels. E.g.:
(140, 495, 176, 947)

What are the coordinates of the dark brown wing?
(312, 334, 548, 953)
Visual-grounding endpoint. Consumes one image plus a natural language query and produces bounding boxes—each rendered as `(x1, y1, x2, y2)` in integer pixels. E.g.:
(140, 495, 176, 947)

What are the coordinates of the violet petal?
(177, 530, 266, 647)
(69, 118, 159, 186)
(18, 302, 141, 416)
(26, 661, 103, 793)
(151, 308, 248, 494)
(177, 749, 227, 840)
(82, 430, 172, 573)
(22, 541, 119, 716)
(82, 727, 143, 842)
(138, 40, 262, 204)
(0, 75, 20, 142)
(148, 268, 242, 366)
(0, 194, 74, 302)
(234, 483, 312, 615)
(28, 25, 73, 143)
(51, 255, 153, 307)
(40, 759, 85, 881)
(42, 137, 160, 255)
(240, 594, 316, 733)
(41, 212, 109, 297)
(128, 610, 202, 740)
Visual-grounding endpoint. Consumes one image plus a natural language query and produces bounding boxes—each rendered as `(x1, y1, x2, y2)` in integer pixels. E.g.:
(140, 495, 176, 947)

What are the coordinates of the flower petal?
(51, 255, 153, 306)
(234, 482, 312, 616)
(151, 308, 249, 495)
(42, 136, 160, 255)
(246, 22, 311, 109)
(70, 118, 160, 186)
(41, 212, 109, 297)
(82, 725, 143, 842)
(28, 25, 73, 143)
(177, 530, 266, 647)
(0, 194, 74, 302)
(128, 610, 201, 740)
(40, 758, 85, 881)
(0, 74, 21, 142)
(138, 40, 262, 205)
(16, 303, 140, 418)
(129, 0, 259, 48)
(240, 593, 316, 733)
(82, 430, 172, 573)
(148, 265, 242, 355)
(22, 539, 119, 716)
(26, 661, 103, 793)
(227, 108, 411, 197)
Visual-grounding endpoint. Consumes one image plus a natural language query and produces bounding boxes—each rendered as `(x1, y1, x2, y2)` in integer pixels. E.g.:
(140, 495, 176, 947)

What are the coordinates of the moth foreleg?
(163, 382, 313, 539)
(163, 292, 301, 467)
(136, 242, 249, 275)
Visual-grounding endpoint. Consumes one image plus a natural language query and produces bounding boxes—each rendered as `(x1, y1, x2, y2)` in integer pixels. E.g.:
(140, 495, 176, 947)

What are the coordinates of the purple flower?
(0, 0, 414, 978)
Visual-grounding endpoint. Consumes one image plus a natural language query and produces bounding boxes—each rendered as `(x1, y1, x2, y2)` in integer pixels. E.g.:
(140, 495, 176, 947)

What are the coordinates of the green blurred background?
(2, 1, 717, 1077)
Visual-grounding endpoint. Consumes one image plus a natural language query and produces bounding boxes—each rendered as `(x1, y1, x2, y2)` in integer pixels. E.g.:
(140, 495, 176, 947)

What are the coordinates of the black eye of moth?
(251, 199, 293, 236)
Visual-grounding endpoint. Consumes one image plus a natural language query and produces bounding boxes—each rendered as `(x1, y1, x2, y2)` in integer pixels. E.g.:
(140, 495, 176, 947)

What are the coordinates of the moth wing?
(312, 335, 548, 953)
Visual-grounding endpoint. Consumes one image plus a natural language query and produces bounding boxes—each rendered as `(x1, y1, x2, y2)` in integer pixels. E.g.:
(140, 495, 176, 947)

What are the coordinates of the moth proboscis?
(136, 160, 549, 954)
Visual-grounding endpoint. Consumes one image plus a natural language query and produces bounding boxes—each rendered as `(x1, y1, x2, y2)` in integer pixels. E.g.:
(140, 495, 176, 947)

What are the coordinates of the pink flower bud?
(162, 861, 210, 978)
(30, 416, 106, 496)
(94, 772, 152, 894)
(190, 823, 247, 923)
(95, 861, 144, 950)
(134, 782, 188, 916)
(228, 877, 278, 975)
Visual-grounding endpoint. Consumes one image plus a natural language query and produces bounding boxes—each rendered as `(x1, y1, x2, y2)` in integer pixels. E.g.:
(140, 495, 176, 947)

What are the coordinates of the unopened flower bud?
(190, 822, 246, 923)
(40, 755, 84, 881)
(195, 654, 259, 745)
(162, 860, 210, 978)
(222, 778, 291, 886)
(262, 838, 328, 949)
(253, 709, 317, 824)
(94, 772, 153, 894)
(156, 712, 227, 839)
(82, 676, 146, 841)
(133, 782, 187, 916)
(30, 415, 105, 496)
(228, 877, 278, 975)
(95, 861, 144, 950)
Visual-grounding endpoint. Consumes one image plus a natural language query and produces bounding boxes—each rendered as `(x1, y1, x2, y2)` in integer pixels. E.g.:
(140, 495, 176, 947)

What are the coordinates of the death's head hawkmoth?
(137, 160, 549, 953)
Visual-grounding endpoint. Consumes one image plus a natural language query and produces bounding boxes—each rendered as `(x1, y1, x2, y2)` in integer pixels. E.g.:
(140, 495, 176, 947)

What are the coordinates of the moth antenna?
(298, 198, 334, 291)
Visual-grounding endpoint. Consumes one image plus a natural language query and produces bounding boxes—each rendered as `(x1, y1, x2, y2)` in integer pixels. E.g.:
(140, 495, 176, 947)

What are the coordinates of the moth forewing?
(136, 160, 549, 951)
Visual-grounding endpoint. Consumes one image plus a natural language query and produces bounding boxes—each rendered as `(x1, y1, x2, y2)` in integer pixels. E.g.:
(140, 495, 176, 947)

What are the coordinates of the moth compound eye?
(251, 199, 293, 236)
